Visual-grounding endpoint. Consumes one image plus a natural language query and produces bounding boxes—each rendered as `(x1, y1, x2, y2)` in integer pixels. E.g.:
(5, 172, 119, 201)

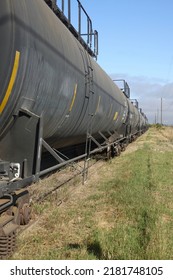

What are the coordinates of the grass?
(12, 127, 173, 260)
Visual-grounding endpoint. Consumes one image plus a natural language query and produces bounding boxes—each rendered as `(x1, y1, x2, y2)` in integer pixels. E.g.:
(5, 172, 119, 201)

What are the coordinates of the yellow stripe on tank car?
(113, 111, 118, 121)
(0, 51, 20, 114)
(95, 96, 101, 114)
(69, 83, 77, 112)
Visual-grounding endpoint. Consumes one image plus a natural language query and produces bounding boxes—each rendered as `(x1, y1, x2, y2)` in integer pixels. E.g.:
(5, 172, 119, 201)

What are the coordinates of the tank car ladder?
(83, 55, 94, 183)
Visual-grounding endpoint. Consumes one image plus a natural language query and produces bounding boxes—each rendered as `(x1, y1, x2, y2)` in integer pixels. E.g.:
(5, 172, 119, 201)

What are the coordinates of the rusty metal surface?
(0, 199, 10, 206)
(0, 189, 31, 258)
(19, 203, 31, 225)
(0, 233, 16, 258)
(0, 215, 18, 259)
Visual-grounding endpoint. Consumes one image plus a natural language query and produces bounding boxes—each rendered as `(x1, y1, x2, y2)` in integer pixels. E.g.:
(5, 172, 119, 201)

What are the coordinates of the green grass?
(12, 127, 173, 260)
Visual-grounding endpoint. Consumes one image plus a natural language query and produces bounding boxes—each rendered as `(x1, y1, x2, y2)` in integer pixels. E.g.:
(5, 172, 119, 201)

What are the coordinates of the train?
(0, 0, 148, 258)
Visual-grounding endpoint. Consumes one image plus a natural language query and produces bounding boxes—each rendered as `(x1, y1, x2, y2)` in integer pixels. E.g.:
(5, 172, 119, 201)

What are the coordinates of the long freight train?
(0, 0, 148, 257)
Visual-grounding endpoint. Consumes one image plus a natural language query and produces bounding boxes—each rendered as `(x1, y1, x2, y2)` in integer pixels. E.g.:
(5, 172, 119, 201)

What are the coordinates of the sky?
(61, 0, 173, 124)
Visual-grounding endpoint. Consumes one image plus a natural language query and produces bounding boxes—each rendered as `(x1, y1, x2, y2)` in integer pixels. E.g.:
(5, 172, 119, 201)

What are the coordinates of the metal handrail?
(113, 79, 130, 98)
(44, 0, 98, 58)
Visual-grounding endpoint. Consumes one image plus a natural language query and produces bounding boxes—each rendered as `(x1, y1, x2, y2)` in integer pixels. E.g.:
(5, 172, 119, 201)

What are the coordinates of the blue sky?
(64, 0, 173, 124)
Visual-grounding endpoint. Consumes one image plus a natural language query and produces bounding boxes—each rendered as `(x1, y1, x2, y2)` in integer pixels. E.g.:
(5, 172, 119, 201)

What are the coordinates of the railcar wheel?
(106, 145, 112, 160)
(0, 215, 18, 259)
(120, 143, 126, 151)
(20, 203, 31, 225)
(114, 145, 121, 156)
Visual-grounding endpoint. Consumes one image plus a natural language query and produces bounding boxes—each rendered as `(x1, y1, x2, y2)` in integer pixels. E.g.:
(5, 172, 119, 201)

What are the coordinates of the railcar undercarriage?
(0, 108, 147, 259)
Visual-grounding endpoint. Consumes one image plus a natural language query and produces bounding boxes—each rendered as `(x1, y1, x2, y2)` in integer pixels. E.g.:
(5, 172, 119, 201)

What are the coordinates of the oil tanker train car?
(0, 0, 148, 257)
